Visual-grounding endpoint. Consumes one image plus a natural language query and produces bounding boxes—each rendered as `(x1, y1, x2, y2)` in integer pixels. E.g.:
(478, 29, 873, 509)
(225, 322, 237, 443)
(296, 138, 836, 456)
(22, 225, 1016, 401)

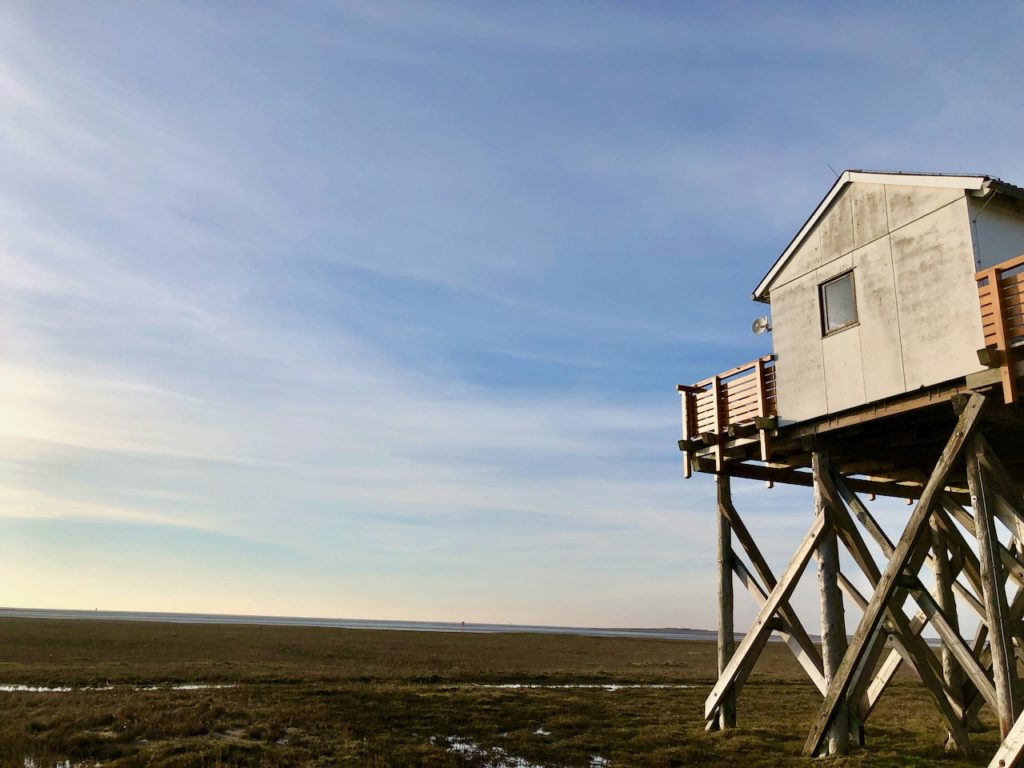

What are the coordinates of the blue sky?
(1, 2, 1023, 629)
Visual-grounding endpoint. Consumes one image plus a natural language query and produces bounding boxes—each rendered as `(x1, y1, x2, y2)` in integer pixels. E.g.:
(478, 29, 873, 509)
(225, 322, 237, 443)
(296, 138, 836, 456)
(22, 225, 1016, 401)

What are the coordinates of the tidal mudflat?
(0, 618, 999, 766)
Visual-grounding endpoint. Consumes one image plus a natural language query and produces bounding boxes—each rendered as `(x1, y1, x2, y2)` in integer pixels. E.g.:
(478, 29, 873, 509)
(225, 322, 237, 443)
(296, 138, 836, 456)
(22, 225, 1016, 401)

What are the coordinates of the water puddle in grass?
(432, 736, 549, 768)
(136, 684, 235, 691)
(474, 683, 693, 691)
(2, 683, 235, 693)
(2, 685, 109, 693)
(432, 735, 611, 767)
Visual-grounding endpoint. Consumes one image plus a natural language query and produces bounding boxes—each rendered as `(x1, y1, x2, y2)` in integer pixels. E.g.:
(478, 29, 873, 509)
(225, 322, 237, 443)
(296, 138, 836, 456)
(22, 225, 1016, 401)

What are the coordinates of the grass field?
(0, 618, 1002, 767)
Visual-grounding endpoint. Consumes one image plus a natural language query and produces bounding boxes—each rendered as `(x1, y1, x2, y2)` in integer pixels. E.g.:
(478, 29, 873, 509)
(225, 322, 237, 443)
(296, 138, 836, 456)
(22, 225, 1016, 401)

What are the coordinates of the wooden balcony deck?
(676, 355, 776, 477)
(977, 253, 1024, 404)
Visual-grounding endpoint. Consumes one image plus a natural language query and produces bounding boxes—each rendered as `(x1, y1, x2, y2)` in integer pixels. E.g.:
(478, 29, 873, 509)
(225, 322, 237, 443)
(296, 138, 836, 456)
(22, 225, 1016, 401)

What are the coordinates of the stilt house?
(677, 171, 1024, 764)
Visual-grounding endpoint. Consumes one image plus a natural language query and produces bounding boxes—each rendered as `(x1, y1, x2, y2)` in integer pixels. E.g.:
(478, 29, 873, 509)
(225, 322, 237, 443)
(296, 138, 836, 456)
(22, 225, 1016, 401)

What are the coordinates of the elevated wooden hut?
(678, 171, 1024, 764)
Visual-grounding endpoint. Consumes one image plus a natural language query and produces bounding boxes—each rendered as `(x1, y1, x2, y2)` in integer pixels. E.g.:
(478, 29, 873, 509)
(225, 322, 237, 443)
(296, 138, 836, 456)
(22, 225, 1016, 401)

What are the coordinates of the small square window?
(820, 272, 857, 335)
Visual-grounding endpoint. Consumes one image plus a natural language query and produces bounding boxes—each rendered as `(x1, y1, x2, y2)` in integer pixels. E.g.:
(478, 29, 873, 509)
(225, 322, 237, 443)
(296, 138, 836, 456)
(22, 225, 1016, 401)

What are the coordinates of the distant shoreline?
(0, 607, 720, 641)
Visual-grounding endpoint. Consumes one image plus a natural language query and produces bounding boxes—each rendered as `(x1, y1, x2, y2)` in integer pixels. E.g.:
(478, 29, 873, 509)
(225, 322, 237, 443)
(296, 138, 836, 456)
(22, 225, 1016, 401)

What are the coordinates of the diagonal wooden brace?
(819, 468, 972, 752)
(803, 393, 987, 756)
(705, 512, 827, 723)
(732, 556, 827, 694)
(718, 497, 826, 687)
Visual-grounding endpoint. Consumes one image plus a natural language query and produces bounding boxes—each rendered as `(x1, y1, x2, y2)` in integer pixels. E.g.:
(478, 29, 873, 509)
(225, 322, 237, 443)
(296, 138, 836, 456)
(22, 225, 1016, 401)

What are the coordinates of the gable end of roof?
(751, 170, 1018, 303)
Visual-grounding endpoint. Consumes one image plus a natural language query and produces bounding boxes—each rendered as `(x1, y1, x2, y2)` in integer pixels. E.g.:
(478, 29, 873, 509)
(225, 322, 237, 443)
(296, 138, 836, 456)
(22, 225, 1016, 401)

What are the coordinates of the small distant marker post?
(461, 621, 464, 633)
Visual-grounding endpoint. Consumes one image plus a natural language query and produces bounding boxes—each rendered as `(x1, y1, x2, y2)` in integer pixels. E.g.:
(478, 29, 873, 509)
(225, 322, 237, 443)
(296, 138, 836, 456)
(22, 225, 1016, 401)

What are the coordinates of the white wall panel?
(820, 188, 854, 264)
(885, 184, 963, 231)
(890, 198, 984, 388)
(969, 197, 1024, 269)
(771, 270, 827, 423)
(850, 183, 888, 248)
(822, 325, 866, 413)
(853, 235, 905, 401)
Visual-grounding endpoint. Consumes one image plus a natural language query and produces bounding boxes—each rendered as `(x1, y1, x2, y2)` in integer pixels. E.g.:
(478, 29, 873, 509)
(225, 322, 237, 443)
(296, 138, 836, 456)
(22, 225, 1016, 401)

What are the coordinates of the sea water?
(0, 607, 718, 641)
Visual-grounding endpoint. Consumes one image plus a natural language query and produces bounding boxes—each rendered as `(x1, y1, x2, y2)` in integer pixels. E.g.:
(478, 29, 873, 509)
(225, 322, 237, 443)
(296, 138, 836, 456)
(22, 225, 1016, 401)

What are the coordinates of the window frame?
(819, 270, 858, 337)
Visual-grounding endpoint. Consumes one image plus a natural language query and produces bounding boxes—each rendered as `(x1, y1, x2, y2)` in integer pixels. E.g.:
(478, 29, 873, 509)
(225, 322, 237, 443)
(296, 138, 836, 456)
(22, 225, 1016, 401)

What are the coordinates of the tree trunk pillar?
(930, 517, 966, 750)
(966, 435, 1020, 737)
(813, 451, 848, 756)
(716, 473, 736, 729)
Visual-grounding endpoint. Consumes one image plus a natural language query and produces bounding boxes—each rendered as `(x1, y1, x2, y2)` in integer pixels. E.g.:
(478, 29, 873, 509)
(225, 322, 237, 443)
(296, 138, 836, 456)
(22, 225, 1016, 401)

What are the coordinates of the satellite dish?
(751, 316, 772, 335)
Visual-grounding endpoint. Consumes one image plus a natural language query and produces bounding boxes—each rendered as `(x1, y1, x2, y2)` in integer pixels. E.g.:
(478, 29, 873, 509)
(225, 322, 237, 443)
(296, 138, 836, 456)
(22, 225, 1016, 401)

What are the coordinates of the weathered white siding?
(768, 183, 992, 424)
(970, 196, 1024, 269)
(852, 236, 905, 402)
(771, 270, 827, 422)
(890, 197, 982, 390)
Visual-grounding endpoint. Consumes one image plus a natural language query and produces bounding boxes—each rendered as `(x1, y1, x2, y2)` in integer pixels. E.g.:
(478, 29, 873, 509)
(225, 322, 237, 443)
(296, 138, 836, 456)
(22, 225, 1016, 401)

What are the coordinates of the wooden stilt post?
(718, 497, 826, 690)
(716, 474, 736, 730)
(822, 466, 972, 752)
(705, 512, 827, 725)
(813, 451, 848, 756)
(803, 393, 987, 757)
(967, 435, 1021, 737)
(931, 518, 966, 750)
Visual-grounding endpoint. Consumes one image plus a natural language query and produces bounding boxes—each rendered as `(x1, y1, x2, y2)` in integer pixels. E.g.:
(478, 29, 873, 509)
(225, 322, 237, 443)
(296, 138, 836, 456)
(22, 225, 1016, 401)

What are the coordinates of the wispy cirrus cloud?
(1, 1, 1023, 628)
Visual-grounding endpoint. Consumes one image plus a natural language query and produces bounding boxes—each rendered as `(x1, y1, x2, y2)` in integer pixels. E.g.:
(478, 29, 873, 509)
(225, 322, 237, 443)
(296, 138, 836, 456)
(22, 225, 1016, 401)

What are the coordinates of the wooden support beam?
(837, 571, 866, 611)
(933, 501, 992, 616)
(931, 518, 967, 750)
(909, 583, 998, 713)
(717, 497, 825, 689)
(978, 346, 1005, 368)
(863, 603, 976, 728)
(813, 452, 849, 756)
(831, 473, 982, 719)
(705, 512, 827, 724)
(986, 709, 1024, 768)
(782, 382, 968, 441)
(963, 583, 1024, 734)
(835, 475, 980, 611)
(715, 475, 736, 730)
(803, 393, 986, 757)
(692, 456, 946, 505)
(692, 456, 973, 505)
(819, 465, 972, 752)
(967, 437, 1021, 737)
(728, 423, 758, 439)
(940, 498, 1024, 592)
(977, 434, 1024, 541)
(732, 557, 826, 695)
(864, 617, 917, 714)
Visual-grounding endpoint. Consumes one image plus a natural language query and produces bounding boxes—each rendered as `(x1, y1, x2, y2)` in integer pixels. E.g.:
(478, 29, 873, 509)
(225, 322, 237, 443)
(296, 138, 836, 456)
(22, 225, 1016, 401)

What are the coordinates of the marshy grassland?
(0, 618, 1002, 767)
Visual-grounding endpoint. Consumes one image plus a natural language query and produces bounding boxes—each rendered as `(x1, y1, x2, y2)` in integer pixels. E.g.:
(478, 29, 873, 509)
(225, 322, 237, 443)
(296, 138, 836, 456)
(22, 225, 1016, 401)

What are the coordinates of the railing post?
(680, 389, 693, 479)
(978, 263, 1018, 404)
(993, 266, 1016, 405)
(755, 357, 769, 461)
(712, 375, 723, 472)
(999, 267, 1018, 405)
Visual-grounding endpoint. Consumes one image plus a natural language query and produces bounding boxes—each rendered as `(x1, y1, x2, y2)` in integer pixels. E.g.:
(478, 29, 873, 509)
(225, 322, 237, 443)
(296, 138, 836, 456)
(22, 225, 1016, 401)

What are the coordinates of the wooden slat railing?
(977, 254, 1024, 404)
(677, 355, 777, 477)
